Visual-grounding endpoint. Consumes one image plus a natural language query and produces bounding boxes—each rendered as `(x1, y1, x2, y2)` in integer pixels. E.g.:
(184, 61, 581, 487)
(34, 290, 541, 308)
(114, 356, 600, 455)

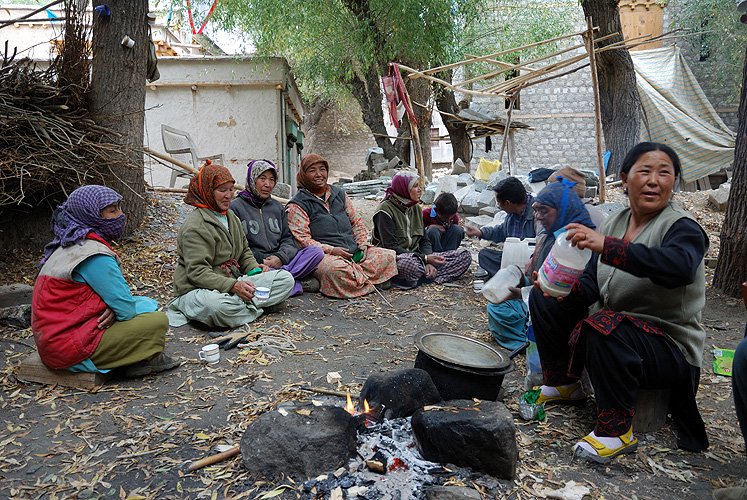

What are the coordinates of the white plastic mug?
(121, 35, 135, 48)
(198, 344, 220, 364)
(254, 286, 270, 302)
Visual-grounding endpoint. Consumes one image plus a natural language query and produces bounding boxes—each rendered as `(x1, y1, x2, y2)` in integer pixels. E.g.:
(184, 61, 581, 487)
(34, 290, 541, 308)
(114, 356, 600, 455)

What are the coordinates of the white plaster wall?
(144, 57, 302, 188)
(0, 5, 65, 60)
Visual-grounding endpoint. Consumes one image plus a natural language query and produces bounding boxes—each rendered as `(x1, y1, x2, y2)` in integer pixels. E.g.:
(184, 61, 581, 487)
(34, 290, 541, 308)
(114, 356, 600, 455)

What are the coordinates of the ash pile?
(239, 369, 517, 500)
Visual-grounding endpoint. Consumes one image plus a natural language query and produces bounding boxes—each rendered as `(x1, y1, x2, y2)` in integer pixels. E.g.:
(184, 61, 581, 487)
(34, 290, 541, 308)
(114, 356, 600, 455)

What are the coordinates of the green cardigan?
(173, 207, 260, 297)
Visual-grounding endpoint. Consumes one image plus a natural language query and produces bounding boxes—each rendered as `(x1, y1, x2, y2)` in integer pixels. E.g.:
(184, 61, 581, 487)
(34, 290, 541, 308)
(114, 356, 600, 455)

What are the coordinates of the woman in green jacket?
(166, 161, 294, 329)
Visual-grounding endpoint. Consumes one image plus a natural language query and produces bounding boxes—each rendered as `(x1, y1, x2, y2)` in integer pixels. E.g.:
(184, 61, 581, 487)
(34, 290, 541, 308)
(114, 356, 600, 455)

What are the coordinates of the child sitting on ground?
(422, 193, 464, 252)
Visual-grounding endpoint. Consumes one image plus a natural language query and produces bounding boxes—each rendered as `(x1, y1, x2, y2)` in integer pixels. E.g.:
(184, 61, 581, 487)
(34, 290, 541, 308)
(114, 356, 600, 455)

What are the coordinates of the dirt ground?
(0, 189, 745, 500)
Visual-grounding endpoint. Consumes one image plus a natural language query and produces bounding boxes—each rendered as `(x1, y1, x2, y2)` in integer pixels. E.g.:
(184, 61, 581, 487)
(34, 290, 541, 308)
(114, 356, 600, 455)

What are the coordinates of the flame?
(345, 391, 355, 415)
(363, 399, 370, 414)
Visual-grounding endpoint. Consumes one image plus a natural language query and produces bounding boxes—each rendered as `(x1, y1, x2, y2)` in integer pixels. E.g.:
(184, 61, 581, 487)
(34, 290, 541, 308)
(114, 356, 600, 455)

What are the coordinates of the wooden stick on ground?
(186, 446, 240, 472)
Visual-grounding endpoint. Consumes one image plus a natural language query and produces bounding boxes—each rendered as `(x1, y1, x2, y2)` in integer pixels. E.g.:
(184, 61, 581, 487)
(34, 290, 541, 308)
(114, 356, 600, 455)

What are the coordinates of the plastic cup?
(255, 287, 270, 302)
(121, 36, 135, 48)
(198, 344, 220, 364)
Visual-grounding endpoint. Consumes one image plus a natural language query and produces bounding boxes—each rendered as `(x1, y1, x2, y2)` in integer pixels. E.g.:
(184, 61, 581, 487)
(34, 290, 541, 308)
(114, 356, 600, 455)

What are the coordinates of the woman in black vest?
(230, 160, 324, 295)
(528, 142, 709, 463)
(286, 154, 397, 298)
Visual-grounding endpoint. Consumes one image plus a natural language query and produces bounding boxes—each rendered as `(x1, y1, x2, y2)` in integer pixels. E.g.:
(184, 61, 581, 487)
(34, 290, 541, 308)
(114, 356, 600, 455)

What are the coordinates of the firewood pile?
(0, 1, 134, 212)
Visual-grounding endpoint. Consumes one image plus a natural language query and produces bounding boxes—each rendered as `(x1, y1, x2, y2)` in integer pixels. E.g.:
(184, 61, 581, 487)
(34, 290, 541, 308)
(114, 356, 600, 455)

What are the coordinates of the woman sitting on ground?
(488, 177, 596, 351)
(167, 161, 295, 329)
(230, 160, 324, 295)
(423, 192, 465, 253)
(372, 171, 471, 288)
(286, 154, 398, 298)
(32, 185, 178, 378)
(529, 142, 709, 462)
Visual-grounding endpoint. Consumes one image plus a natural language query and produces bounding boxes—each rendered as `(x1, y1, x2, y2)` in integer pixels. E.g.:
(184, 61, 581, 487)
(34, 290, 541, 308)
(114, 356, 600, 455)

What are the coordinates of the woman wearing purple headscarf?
(229, 160, 324, 295)
(372, 171, 471, 288)
(32, 185, 179, 378)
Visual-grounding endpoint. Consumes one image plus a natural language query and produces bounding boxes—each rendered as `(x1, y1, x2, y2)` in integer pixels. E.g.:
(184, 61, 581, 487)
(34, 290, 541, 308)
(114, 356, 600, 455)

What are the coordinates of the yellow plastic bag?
(475, 157, 501, 181)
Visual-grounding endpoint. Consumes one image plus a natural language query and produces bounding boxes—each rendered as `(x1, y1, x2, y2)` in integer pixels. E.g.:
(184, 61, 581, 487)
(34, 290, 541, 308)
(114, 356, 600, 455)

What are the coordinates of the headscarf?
(42, 185, 125, 262)
(184, 159, 235, 214)
(297, 154, 328, 196)
(238, 159, 278, 204)
(384, 170, 419, 207)
(534, 176, 595, 234)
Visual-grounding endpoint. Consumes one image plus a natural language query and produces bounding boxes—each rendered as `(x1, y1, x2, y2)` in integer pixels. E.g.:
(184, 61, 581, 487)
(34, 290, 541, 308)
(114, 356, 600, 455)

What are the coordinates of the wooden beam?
(584, 17, 606, 203)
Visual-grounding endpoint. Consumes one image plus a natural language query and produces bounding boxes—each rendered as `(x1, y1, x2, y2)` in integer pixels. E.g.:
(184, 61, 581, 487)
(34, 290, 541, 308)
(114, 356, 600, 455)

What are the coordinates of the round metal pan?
(413, 332, 511, 372)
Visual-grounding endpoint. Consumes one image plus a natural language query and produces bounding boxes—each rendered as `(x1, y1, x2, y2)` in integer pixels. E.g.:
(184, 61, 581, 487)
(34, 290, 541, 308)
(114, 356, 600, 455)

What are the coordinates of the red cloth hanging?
(382, 63, 418, 130)
(186, 0, 219, 35)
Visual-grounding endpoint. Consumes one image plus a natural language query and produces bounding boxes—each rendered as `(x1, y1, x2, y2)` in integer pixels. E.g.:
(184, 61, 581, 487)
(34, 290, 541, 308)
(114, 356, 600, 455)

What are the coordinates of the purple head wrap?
(42, 185, 125, 262)
(238, 160, 278, 205)
(384, 170, 420, 207)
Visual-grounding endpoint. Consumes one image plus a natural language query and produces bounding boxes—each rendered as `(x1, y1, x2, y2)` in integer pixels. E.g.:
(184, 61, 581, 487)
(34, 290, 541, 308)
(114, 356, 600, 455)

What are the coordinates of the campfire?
(345, 392, 384, 431)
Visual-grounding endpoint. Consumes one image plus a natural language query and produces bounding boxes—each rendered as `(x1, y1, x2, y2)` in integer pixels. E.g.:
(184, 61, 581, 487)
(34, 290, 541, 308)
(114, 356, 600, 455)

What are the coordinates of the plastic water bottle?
(524, 325, 543, 390)
(537, 230, 592, 298)
(501, 238, 532, 270)
(481, 265, 523, 304)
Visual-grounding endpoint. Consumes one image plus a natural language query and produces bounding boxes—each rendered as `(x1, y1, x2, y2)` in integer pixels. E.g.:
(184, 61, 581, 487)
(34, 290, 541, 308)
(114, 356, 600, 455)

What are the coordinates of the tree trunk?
(408, 77, 433, 180)
(581, 0, 641, 178)
(89, 0, 148, 232)
(349, 68, 399, 160)
(434, 77, 471, 166)
(712, 43, 747, 298)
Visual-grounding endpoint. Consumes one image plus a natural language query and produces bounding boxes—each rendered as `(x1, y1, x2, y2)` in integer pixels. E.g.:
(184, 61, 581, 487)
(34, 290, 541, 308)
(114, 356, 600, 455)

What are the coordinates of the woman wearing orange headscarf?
(166, 162, 295, 328)
(286, 154, 397, 298)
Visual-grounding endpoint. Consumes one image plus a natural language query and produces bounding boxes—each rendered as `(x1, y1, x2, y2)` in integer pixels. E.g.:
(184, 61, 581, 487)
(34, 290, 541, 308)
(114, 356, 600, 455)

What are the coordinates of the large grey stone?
(459, 187, 480, 215)
(453, 185, 472, 204)
(240, 401, 357, 479)
(435, 175, 458, 197)
(456, 173, 474, 186)
(411, 400, 517, 480)
(709, 185, 730, 212)
(479, 206, 499, 217)
(421, 189, 436, 205)
(477, 189, 496, 209)
(424, 486, 482, 500)
(272, 182, 292, 199)
(0, 284, 33, 328)
(473, 179, 488, 193)
(485, 170, 508, 191)
(595, 201, 625, 218)
(464, 215, 497, 229)
(359, 368, 442, 419)
(451, 159, 468, 175)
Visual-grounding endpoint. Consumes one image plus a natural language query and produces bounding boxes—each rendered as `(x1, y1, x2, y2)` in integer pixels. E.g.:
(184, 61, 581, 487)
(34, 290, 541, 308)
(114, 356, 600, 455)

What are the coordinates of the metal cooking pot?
(413, 332, 514, 401)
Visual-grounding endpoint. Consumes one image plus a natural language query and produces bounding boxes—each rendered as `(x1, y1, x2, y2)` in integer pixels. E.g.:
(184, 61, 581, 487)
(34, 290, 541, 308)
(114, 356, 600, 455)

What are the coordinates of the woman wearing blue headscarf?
(486, 176, 595, 351)
(32, 185, 179, 378)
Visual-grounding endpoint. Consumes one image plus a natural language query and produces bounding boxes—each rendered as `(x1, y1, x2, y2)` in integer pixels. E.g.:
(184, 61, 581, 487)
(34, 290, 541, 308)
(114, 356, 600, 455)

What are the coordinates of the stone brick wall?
(469, 60, 600, 173)
(307, 99, 378, 181)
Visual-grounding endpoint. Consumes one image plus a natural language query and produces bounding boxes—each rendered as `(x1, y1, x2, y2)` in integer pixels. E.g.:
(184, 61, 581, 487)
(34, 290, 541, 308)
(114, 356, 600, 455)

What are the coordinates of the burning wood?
(344, 391, 384, 430)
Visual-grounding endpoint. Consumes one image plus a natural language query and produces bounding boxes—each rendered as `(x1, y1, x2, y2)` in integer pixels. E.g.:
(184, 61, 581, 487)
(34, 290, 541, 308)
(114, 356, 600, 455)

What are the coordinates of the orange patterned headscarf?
(297, 154, 329, 196)
(184, 159, 235, 214)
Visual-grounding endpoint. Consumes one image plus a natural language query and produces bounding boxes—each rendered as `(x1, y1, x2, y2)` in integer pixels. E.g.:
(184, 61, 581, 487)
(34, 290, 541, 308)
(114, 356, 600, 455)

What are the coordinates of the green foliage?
(173, 0, 579, 103)
(670, 0, 746, 102)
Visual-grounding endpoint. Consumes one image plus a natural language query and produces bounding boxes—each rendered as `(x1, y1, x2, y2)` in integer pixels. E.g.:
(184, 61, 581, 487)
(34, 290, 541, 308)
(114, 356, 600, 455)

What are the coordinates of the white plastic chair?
(160, 124, 225, 187)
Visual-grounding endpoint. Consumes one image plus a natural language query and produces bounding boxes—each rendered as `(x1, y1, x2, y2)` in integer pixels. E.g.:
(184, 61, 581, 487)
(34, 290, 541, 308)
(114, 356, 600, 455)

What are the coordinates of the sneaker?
(262, 300, 287, 314)
(125, 353, 181, 378)
(475, 267, 489, 279)
(299, 276, 320, 293)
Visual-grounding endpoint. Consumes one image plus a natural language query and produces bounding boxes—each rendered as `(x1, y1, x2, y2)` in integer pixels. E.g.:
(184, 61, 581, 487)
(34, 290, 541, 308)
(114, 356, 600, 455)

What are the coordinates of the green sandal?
(572, 426, 638, 463)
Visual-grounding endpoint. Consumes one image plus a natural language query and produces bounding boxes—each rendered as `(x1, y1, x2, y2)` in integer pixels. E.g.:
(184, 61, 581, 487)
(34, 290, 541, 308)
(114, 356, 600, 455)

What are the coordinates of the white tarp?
(631, 46, 736, 183)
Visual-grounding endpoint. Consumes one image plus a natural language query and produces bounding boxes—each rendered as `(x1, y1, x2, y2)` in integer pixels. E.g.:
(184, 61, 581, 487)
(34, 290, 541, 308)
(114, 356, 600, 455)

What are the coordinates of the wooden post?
(584, 17, 607, 203)
(499, 94, 516, 175)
